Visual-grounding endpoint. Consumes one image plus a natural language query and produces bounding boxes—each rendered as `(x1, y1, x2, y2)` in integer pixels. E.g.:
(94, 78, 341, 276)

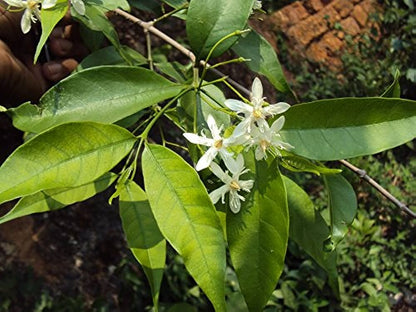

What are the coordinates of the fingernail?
(44, 63, 62, 76)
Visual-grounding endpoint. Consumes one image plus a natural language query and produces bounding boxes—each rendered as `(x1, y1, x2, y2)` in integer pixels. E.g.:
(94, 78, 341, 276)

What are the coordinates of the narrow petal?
(20, 9, 32, 34)
(271, 116, 285, 133)
(232, 118, 251, 137)
(224, 99, 252, 114)
(42, 0, 57, 9)
(183, 133, 212, 146)
(196, 147, 217, 171)
(264, 102, 290, 116)
(210, 161, 230, 183)
(251, 77, 263, 100)
(209, 185, 230, 204)
(72, 0, 85, 15)
(3, 0, 24, 7)
(206, 114, 221, 139)
(255, 146, 266, 160)
(240, 180, 254, 192)
(229, 191, 242, 213)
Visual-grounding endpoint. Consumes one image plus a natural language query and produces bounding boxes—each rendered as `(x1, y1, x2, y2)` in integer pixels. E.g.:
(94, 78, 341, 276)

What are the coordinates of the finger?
(49, 37, 89, 58)
(0, 40, 46, 106)
(42, 58, 78, 82)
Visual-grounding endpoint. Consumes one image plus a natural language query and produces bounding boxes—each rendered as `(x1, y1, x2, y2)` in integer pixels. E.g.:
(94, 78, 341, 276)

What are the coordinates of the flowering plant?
(0, 0, 415, 311)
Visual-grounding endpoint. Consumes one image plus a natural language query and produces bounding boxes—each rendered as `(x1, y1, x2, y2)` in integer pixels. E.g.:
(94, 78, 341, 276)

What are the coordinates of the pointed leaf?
(0, 173, 116, 224)
(281, 154, 342, 175)
(227, 156, 289, 312)
(119, 180, 166, 307)
(281, 97, 416, 160)
(142, 144, 226, 311)
(9, 66, 182, 133)
(381, 69, 401, 98)
(232, 29, 295, 98)
(35, 0, 69, 63)
(323, 174, 357, 250)
(186, 0, 254, 59)
(283, 176, 339, 296)
(0, 122, 136, 204)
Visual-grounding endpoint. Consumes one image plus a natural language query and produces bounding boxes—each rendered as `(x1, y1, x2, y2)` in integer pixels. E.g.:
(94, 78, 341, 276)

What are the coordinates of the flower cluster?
(4, 0, 85, 34)
(184, 78, 293, 213)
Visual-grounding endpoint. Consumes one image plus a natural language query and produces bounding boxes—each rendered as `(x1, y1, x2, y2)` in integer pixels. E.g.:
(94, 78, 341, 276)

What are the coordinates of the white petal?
(42, 0, 57, 9)
(72, 0, 85, 15)
(233, 118, 251, 137)
(224, 99, 253, 114)
(219, 150, 236, 173)
(209, 185, 230, 204)
(256, 118, 270, 133)
(183, 133, 212, 147)
(255, 146, 266, 160)
(210, 161, 230, 184)
(196, 147, 217, 171)
(206, 114, 221, 139)
(20, 9, 32, 34)
(229, 191, 242, 213)
(251, 77, 263, 100)
(4, 0, 24, 7)
(264, 102, 290, 116)
(270, 116, 285, 133)
(240, 180, 254, 192)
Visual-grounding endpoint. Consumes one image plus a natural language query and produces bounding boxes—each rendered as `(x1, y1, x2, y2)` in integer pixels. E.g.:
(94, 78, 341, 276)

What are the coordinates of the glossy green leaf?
(323, 174, 357, 250)
(119, 180, 166, 307)
(281, 154, 342, 175)
(0, 173, 116, 224)
(0, 122, 136, 205)
(280, 97, 416, 160)
(35, 0, 68, 63)
(227, 156, 289, 312)
(142, 144, 226, 311)
(163, 0, 188, 9)
(283, 176, 339, 296)
(0, 106, 6, 112)
(96, 0, 129, 10)
(76, 46, 147, 71)
(9, 66, 182, 133)
(381, 69, 401, 98)
(232, 30, 295, 98)
(186, 0, 254, 59)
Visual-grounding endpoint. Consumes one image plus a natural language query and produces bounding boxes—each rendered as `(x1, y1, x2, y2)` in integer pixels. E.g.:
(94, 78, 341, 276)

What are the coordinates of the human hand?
(0, 2, 88, 107)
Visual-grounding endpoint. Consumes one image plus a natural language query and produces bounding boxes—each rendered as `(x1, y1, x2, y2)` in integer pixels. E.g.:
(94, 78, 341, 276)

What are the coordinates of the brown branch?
(113, 9, 415, 218)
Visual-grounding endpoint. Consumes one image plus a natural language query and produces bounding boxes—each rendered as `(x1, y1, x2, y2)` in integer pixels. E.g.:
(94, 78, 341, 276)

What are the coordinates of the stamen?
(230, 180, 241, 190)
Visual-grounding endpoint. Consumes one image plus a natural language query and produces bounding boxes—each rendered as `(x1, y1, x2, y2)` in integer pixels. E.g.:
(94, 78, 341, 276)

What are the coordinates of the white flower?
(224, 77, 290, 137)
(249, 116, 294, 160)
(209, 154, 254, 213)
(70, 0, 85, 15)
(3, 0, 54, 34)
(183, 114, 241, 171)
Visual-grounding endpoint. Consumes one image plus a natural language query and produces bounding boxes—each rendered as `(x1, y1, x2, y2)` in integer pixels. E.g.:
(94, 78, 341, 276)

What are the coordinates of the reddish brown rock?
(340, 17, 360, 36)
(360, 0, 377, 14)
(321, 31, 344, 52)
(331, 0, 354, 17)
(306, 42, 328, 62)
(269, 1, 309, 31)
(353, 4, 369, 26)
(318, 4, 341, 26)
(287, 13, 328, 46)
(307, 0, 324, 12)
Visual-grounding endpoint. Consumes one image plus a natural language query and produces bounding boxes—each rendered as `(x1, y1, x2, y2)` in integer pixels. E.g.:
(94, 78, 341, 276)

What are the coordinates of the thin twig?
(113, 8, 414, 218)
(339, 159, 416, 218)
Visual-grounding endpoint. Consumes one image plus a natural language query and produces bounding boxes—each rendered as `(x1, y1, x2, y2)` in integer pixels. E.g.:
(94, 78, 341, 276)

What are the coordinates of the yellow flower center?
(230, 180, 240, 190)
(253, 108, 262, 119)
(28, 0, 38, 9)
(260, 139, 270, 152)
(214, 139, 223, 149)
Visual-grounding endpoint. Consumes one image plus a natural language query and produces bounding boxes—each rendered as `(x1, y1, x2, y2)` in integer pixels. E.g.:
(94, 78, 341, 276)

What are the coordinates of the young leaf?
(119, 180, 166, 308)
(280, 97, 416, 160)
(232, 29, 296, 99)
(283, 176, 339, 297)
(186, 0, 255, 59)
(381, 69, 401, 98)
(0, 173, 116, 224)
(0, 122, 136, 205)
(35, 0, 68, 63)
(227, 156, 289, 312)
(281, 154, 342, 175)
(9, 66, 183, 134)
(142, 144, 226, 311)
(323, 174, 357, 250)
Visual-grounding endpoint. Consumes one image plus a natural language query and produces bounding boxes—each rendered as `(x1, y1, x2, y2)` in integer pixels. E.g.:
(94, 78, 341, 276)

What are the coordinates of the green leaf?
(119, 180, 166, 308)
(323, 174, 357, 250)
(163, 0, 188, 9)
(232, 29, 296, 99)
(0, 122, 136, 205)
(283, 176, 339, 297)
(142, 144, 226, 311)
(186, 0, 254, 59)
(35, 0, 69, 63)
(0, 106, 6, 112)
(381, 69, 401, 98)
(281, 153, 342, 175)
(76, 46, 147, 71)
(280, 97, 416, 160)
(227, 156, 289, 312)
(0, 173, 116, 224)
(95, 0, 130, 10)
(9, 66, 182, 133)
